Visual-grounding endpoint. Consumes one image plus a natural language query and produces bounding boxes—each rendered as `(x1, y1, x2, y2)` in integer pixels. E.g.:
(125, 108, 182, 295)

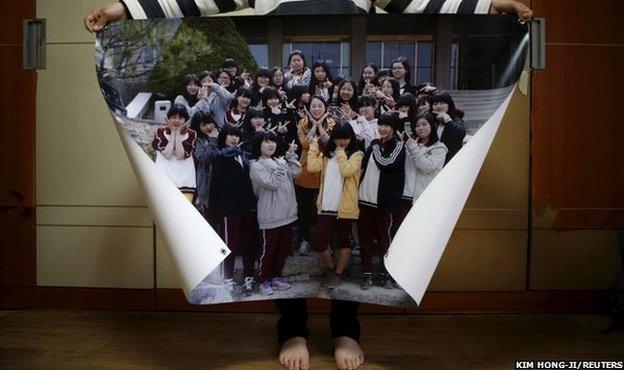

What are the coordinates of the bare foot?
(279, 337, 310, 370)
(333, 336, 365, 370)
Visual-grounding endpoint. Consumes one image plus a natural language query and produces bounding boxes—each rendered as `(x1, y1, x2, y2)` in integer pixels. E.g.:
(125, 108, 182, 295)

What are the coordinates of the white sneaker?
(259, 281, 274, 295)
(243, 276, 255, 296)
(298, 240, 311, 256)
(223, 278, 236, 293)
(270, 277, 291, 291)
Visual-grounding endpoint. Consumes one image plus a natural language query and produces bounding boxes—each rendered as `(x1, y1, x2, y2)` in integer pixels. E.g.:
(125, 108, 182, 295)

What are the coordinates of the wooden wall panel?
(532, 0, 624, 45)
(0, 0, 36, 287)
(531, 0, 624, 230)
(532, 46, 624, 209)
(0, 47, 36, 207)
(0, 208, 36, 286)
(0, 1, 36, 44)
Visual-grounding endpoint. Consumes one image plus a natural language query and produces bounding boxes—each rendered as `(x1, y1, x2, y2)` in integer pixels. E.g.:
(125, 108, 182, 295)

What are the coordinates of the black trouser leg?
(330, 299, 361, 342)
(275, 298, 309, 346)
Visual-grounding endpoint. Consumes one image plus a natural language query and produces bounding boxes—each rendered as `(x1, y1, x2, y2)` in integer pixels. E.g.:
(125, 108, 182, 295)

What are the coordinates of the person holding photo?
(308, 61, 333, 102)
(431, 92, 466, 164)
(151, 104, 198, 202)
(226, 86, 254, 127)
(249, 132, 301, 295)
(307, 123, 364, 288)
(189, 111, 220, 228)
(404, 113, 448, 203)
(210, 126, 258, 296)
(358, 111, 406, 290)
(284, 50, 311, 90)
(294, 95, 336, 256)
(85, 3, 533, 370)
(85, 1, 533, 34)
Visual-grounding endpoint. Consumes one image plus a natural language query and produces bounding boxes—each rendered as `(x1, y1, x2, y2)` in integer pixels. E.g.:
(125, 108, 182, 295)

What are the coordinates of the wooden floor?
(1, 310, 623, 369)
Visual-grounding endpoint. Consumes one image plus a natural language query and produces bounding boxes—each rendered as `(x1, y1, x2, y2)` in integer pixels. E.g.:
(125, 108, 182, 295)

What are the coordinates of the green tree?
(96, 20, 169, 79)
(149, 18, 258, 98)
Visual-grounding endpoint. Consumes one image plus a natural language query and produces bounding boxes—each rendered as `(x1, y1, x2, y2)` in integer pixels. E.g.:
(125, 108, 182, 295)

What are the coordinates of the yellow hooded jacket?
(307, 142, 364, 220)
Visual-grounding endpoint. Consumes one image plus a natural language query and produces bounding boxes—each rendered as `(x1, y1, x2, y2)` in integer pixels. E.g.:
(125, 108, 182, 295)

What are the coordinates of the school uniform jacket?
(358, 137, 406, 213)
(295, 116, 336, 189)
(209, 146, 257, 216)
(404, 138, 447, 202)
(120, 0, 493, 19)
(249, 151, 301, 229)
(264, 106, 300, 156)
(307, 143, 364, 220)
(193, 135, 219, 209)
(438, 117, 466, 165)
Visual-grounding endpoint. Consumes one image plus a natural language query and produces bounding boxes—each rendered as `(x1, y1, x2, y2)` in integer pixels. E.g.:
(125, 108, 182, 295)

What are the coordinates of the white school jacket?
(404, 139, 448, 203)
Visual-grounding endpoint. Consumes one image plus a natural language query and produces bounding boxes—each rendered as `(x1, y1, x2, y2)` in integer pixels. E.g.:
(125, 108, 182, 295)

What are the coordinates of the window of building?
(248, 43, 269, 69)
(449, 42, 459, 90)
(282, 40, 350, 78)
(365, 37, 434, 86)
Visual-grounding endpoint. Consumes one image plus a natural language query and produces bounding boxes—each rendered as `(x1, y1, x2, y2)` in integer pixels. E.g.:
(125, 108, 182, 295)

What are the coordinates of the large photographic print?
(96, 14, 528, 307)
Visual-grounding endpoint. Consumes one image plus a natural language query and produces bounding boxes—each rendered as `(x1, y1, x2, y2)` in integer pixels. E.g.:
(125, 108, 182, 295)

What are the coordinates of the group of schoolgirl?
(151, 51, 468, 296)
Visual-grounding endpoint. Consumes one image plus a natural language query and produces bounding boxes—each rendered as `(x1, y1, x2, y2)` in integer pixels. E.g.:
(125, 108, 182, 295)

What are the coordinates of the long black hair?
(305, 95, 329, 129)
(181, 74, 200, 106)
(289, 85, 310, 106)
(230, 85, 255, 110)
(269, 66, 286, 90)
(167, 103, 190, 121)
(287, 50, 308, 70)
(189, 111, 217, 140)
(217, 125, 242, 149)
(222, 58, 238, 76)
(382, 78, 401, 102)
(241, 108, 265, 137)
(261, 86, 282, 108)
(251, 130, 280, 159)
(431, 92, 465, 120)
(417, 95, 433, 114)
(308, 60, 333, 90)
(334, 79, 359, 110)
(357, 63, 379, 94)
(414, 113, 440, 147)
(391, 56, 412, 86)
(377, 111, 402, 133)
(396, 93, 418, 123)
(358, 95, 377, 110)
(198, 70, 212, 84)
(323, 122, 360, 158)
(213, 68, 235, 92)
